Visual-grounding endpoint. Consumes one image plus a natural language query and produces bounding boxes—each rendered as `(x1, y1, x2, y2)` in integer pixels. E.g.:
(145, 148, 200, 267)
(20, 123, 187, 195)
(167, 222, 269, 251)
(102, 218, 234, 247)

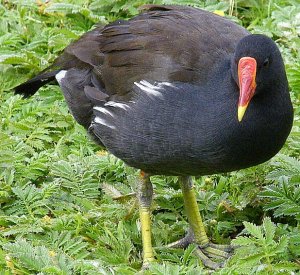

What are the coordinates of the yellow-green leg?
(168, 176, 233, 269)
(138, 172, 155, 267)
(181, 176, 209, 245)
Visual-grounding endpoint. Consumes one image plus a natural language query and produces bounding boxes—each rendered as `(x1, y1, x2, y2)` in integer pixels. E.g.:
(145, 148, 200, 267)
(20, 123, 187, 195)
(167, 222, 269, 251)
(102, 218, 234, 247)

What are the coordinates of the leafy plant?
(3, 238, 73, 274)
(219, 217, 298, 274)
(261, 176, 300, 220)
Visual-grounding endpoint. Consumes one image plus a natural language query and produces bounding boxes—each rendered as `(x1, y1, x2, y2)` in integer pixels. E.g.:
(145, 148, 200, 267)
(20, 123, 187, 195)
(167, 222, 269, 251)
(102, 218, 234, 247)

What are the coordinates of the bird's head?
(231, 34, 286, 122)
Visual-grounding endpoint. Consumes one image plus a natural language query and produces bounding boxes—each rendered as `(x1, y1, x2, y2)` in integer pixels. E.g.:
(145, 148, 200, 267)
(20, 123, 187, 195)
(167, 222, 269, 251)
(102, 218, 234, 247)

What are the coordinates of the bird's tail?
(14, 69, 60, 98)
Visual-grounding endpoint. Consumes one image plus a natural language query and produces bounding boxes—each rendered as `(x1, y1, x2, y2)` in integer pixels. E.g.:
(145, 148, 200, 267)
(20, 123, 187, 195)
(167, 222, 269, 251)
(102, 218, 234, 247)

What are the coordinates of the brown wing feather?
(53, 5, 249, 97)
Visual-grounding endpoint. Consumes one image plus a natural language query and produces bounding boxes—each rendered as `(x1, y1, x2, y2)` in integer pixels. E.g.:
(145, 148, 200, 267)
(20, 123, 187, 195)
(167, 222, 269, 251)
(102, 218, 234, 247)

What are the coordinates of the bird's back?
(16, 5, 249, 132)
(54, 5, 249, 96)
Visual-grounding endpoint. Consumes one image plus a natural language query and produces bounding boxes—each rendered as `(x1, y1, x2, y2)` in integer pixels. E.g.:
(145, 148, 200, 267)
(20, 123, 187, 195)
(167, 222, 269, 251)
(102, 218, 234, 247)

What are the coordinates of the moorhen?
(15, 5, 293, 269)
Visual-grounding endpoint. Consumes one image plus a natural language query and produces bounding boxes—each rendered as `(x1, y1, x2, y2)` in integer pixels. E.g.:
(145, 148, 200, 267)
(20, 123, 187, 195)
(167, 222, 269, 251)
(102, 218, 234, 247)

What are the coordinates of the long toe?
(166, 229, 195, 249)
(208, 243, 234, 253)
(194, 248, 224, 269)
(195, 243, 233, 269)
(166, 233, 233, 270)
(202, 245, 232, 259)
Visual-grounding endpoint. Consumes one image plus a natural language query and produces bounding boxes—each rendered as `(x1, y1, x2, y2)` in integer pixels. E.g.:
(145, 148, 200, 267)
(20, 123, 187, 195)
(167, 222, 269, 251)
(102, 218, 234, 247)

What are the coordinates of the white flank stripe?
(134, 80, 163, 99)
(161, 82, 177, 88)
(93, 106, 115, 117)
(94, 117, 115, 129)
(104, 101, 130, 110)
(140, 80, 158, 89)
(55, 70, 67, 84)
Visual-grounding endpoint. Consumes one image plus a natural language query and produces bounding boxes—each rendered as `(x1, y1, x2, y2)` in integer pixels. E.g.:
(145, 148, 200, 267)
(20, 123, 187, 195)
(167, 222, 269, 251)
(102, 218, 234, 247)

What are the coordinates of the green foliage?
(218, 217, 298, 274)
(267, 154, 300, 182)
(0, 0, 300, 274)
(261, 176, 300, 219)
(4, 239, 73, 273)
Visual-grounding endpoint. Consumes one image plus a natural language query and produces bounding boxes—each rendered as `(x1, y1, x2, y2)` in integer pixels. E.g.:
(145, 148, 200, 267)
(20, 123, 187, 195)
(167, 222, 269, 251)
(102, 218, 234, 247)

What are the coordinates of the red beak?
(238, 57, 257, 122)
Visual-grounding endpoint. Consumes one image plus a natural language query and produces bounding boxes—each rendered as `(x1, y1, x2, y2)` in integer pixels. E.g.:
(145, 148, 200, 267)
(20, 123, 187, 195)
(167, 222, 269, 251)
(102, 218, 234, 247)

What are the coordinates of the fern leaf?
(273, 236, 289, 254)
(243, 221, 264, 240)
(102, 182, 123, 198)
(232, 236, 256, 246)
(263, 217, 275, 245)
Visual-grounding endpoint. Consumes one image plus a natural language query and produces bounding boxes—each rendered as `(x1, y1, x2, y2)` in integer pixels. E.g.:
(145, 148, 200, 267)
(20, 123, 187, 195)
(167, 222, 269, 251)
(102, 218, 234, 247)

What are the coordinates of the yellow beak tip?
(238, 105, 248, 122)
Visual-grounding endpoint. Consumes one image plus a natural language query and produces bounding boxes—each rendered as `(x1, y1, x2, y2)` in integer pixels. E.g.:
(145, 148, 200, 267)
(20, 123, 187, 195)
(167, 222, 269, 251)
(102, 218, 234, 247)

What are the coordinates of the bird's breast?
(91, 81, 292, 176)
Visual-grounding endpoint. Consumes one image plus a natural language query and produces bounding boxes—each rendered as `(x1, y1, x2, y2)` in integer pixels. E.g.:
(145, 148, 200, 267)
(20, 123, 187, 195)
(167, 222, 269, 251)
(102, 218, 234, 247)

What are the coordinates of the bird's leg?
(180, 176, 210, 245)
(168, 176, 233, 269)
(137, 171, 155, 267)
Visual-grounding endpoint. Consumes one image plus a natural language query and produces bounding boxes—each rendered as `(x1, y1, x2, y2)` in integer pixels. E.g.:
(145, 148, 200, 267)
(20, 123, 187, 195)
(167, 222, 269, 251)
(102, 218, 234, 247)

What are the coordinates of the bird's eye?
(263, 58, 269, 67)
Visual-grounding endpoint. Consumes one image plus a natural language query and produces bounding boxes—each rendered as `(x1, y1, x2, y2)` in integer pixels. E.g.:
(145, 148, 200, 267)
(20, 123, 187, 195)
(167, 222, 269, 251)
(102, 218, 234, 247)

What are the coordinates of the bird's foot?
(167, 230, 233, 269)
(141, 257, 155, 270)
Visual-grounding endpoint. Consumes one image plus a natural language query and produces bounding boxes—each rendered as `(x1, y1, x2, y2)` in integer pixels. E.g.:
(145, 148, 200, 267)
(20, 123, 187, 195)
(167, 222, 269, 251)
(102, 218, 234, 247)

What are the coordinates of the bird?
(14, 5, 293, 269)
